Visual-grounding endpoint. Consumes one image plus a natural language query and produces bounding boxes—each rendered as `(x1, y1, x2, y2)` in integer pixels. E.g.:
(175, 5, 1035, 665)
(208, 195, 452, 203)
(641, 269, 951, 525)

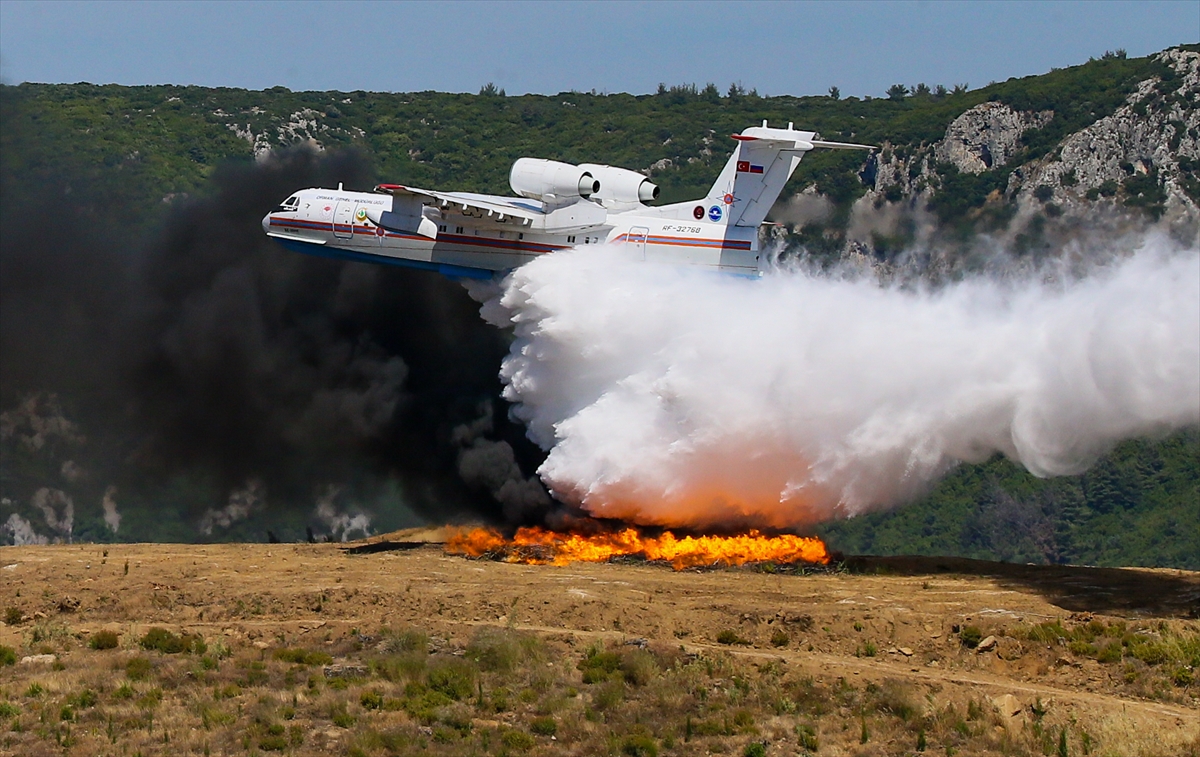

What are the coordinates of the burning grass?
(444, 526, 830, 569)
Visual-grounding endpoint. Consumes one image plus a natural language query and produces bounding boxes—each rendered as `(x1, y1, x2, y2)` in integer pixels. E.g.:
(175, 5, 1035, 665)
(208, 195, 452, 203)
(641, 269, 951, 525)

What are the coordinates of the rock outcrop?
(934, 102, 1053, 174)
(1010, 47, 1200, 233)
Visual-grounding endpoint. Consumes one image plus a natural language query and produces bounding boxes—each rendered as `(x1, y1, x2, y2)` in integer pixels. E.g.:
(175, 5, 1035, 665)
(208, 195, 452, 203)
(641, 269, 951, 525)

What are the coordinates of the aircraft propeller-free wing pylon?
(262, 123, 873, 279)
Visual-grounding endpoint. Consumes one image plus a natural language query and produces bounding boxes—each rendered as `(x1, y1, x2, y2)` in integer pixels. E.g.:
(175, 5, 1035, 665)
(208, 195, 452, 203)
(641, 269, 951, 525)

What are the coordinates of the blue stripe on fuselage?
(268, 237, 499, 280)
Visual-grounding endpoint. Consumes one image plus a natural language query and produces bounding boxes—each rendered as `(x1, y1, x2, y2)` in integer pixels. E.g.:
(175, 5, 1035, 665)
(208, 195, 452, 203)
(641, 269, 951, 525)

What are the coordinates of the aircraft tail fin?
(702, 123, 873, 228)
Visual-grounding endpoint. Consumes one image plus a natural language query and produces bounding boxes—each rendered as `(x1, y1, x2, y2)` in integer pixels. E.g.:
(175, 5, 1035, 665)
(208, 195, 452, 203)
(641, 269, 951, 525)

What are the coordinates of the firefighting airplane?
(262, 122, 873, 278)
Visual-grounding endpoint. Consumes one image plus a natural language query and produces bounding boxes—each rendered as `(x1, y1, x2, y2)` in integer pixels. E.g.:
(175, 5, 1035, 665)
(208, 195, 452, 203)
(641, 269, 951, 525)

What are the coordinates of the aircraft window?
(273, 196, 300, 213)
(567, 235, 576, 243)
(456, 226, 464, 234)
(518, 233, 523, 240)
(438, 225, 446, 232)
(285, 196, 298, 206)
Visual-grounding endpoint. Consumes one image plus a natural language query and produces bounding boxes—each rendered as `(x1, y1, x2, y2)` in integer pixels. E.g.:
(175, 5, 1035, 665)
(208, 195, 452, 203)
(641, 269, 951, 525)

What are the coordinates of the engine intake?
(579, 164, 659, 206)
(510, 158, 598, 202)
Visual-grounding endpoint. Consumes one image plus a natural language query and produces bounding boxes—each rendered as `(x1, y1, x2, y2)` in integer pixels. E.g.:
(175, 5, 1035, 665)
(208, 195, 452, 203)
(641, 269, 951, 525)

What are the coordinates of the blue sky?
(1, 1, 1196, 97)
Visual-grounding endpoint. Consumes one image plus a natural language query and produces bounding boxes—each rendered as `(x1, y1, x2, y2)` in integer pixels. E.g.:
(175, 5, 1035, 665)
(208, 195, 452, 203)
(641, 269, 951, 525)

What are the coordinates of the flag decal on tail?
(736, 161, 764, 174)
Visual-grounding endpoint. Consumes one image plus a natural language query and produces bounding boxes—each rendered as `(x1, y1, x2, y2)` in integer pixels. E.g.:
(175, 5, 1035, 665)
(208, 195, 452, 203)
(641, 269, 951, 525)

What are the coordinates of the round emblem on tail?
(708, 205, 723, 222)
(693, 205, 705, 220)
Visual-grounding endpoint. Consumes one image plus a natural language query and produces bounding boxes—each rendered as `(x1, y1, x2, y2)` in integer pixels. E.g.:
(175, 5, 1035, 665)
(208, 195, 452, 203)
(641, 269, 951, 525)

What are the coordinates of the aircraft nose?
(261, 212, 272, 236)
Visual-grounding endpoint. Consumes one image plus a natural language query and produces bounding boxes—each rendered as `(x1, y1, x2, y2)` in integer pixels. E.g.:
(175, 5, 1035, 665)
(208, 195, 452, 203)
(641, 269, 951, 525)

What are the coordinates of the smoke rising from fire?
(1, 146, 548, 539)
(482, 236, 1199, 529)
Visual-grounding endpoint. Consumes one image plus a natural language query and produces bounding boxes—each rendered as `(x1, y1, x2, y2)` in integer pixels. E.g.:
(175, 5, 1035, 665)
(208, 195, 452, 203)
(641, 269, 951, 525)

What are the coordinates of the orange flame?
(445, 526, 829, 570)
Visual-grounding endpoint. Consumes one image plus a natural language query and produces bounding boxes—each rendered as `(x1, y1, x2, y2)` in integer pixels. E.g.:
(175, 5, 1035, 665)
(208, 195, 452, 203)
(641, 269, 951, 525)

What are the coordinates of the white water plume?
(480, 234, 1199, 529)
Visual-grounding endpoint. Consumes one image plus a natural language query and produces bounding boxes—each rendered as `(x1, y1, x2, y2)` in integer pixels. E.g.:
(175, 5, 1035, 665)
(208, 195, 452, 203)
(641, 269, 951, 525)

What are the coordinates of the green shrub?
(593, 680, 625, 711)
(125, 656, 153, 680)
(0, 646, 15, 666)
(501, 729, 536, 751)
(427, 658, 477, 701)
(1096, 643, 1123, 663)
(959, 626, 983, 648)
(140, 627, 204, 654)
(530, 716, 557, 736)
(744, 743, 767, 757)
(770, 630, 790, 647)
(620, 649, 659, 686)
(330, 702, 356, 728)
(797, 723, 819, 750)
(578, 648, 622, 683)
(68, 689, 98, 709)
(89, 630, 120, 650)
(717, 629, 750, 645)
(273, 648, 333, 666)
(377, 627, 428, 655)
(360, 690, 383, 710)
(0, 703, 19, 718)
(1068, 640, 1096, 656)
(259, 734, 287, 751)
(467, 627, 540, 672)
(4, 607, 22, 626)
(621, 734, 658, 757)
(373, 651, 426, 681)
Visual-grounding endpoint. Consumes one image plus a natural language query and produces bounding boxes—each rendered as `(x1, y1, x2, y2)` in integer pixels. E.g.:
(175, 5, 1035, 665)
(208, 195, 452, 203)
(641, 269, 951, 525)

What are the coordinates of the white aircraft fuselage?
(262, 124, 871, 279)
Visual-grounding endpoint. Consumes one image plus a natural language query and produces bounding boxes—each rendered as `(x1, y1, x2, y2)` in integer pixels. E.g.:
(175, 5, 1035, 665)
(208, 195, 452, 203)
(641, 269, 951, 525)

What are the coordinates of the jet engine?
(578, 164, 659, 204)
(509, 158, 599, 202)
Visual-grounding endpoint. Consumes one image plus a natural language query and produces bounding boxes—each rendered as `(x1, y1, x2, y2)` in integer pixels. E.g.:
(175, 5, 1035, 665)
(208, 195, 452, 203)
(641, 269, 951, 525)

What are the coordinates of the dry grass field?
(1, 530, 1197, 757)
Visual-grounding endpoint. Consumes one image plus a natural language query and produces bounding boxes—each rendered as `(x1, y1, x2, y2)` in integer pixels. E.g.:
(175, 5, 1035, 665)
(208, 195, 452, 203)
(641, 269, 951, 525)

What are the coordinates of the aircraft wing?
(375, 183, 609, 233)
(375, 184, 543, 227)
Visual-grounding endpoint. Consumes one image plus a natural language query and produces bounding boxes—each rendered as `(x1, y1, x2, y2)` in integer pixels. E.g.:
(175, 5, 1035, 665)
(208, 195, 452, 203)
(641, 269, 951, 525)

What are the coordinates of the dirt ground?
(1, 531, 1197, 756)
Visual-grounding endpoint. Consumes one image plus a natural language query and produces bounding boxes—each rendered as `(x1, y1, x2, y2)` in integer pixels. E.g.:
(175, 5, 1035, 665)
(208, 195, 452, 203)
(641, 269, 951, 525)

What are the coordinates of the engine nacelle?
(509, 158, 598, 202)
(578, 164, 659, 205)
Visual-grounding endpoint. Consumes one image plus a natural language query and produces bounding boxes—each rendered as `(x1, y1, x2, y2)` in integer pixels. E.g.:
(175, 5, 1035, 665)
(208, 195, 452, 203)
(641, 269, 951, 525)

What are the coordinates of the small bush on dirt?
(620, 649, 659, 686)
(871, 680, 916, 720)
(374, 651, 426, 681)
(579, 647, 622, 683)
(68, 689, 98, 709)
(360, 690, 383, 710)
(593, 680, 625, 711)
(4, 607, 22, 626)
(770, 630, 790, 647)
(959, 626, 983, 648)
(399, 684, 454, 724)
(797, 723, 819, 750)
(329, 702, 356, 728)
(273, 648, 332, 666)
(467, 627, 541, 672)
(502, 729, 536, 751)
(378, 627, 427, 655)
(0, 645, 15, 666)
(621, 734, 658, 757)
(427, 658, 477, 701)
(717, 629, 750, 645)
(530, 715, 557, 736)
(744, 743, 767, 757)
(0, 703, 19, 718)
(140, 627, 204, 654)
(125, 656, 153, 680)
(89, 630, 120, 650)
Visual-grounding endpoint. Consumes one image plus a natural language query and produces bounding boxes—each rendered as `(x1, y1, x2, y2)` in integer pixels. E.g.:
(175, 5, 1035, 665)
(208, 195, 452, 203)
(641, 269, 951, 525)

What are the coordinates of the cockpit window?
(273, 195, 300, 213)
(285, 196, 298, 206)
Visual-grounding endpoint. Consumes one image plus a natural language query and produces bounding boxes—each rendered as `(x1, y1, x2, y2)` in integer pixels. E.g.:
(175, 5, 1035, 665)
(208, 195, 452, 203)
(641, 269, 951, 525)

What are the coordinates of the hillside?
(0, 542, 1197, 757)
(1, 46, 1197, 566)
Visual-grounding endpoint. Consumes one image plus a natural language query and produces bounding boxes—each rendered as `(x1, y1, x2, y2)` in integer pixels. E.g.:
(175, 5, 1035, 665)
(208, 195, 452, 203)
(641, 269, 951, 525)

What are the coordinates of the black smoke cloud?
(0, 147, 549, 534)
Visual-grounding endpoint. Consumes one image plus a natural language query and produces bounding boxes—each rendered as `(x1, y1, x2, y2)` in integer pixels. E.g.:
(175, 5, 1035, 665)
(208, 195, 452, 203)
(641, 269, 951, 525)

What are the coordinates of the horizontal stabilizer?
(809, 139, 876, 151)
